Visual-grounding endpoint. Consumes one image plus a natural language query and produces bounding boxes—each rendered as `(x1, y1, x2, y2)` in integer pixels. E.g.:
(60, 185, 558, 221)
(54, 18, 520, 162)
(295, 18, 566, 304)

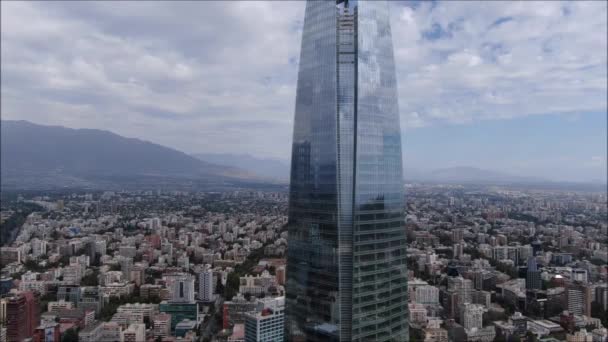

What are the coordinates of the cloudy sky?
(1, 1, 606, 182)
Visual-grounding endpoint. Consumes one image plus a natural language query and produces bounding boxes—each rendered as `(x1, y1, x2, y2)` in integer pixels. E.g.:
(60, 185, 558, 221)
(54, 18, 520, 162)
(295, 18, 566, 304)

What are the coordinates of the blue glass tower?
(285, 1, 408, 341)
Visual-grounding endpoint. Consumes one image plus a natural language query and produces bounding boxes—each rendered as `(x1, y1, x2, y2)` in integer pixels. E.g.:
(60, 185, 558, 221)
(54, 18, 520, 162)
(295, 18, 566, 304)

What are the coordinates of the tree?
(409, 327, 425, 342)
(591, 302, 608, 327)
(225, 272, 240, 301)
(268, 265, 276, 275)
(483, 310, 507, 327)
(215, 277, 224, 296)
(526, 331, 539, 342)
(464, 247, 482, 260)
(24, 259, 46, 272)
(81, 269, 99, 286)
(61, 328, 79, 342)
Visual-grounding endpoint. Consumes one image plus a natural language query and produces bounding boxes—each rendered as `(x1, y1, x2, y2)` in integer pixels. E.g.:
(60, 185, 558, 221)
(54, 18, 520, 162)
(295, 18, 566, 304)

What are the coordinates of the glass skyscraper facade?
(285, 1, 408, 341)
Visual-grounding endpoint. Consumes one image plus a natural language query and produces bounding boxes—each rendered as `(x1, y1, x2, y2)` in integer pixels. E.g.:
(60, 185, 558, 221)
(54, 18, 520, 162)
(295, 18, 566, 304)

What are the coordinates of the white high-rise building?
(199, 266, 214, 302)
(460, 303, 485, 331)
(245, 297, 285, 342)
(121, 257, 133, 282)
(170, 274, 195, 303)
(415, 285, 439, 306)
(448, 276, 473, 305)
(568, 288, 585, 315)
(31, 239, 48, 258)
(151, 218, 161, 230)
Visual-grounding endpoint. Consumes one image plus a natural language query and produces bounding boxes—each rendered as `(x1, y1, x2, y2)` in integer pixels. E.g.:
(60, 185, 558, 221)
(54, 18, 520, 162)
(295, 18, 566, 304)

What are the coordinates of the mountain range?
(193, 153, 290, 182)
(1, 120, 603, 191)
(0, 120, 255, 190)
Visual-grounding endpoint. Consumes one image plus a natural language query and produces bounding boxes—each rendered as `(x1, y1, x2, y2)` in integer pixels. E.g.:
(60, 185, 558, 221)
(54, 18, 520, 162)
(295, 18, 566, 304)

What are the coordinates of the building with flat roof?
(175, 319, 197, 337)
(153, 313, 171, 338)
(244, 296, 284, 342)
(122, 323, 145, 342)
(159, 301, 198, 331)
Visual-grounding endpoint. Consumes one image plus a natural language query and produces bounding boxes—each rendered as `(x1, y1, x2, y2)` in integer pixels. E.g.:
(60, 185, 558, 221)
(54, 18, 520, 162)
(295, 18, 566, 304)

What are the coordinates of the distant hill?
(403, 166, 605, 191)
(403, 166, 539, 184)
(194, 153, 290, 181)
(2, 120, 601, 191)
(0, 120, 253, 189)
(422, 166, 544, 184)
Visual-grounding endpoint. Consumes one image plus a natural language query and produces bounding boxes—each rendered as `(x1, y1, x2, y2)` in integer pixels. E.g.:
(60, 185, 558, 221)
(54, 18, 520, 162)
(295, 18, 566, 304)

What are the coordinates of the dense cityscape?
(0, 184, 606, 341)
(1, 0, 606, 341)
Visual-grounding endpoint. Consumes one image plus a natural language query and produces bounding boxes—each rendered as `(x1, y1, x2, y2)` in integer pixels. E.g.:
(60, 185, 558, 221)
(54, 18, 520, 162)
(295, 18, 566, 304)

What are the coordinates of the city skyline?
(0, 2, 607, 342)
(1, 1, 606, 183)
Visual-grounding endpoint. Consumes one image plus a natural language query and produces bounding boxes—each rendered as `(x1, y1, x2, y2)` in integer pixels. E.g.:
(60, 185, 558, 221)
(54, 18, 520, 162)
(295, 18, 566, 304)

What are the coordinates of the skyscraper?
(285, 1, 408, 341)
(6, 291, 40, 342)
(526, 257, 542, 290)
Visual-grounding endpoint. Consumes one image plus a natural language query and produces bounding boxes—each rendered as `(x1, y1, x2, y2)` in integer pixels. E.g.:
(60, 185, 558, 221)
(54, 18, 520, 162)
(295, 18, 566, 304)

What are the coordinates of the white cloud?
(1, 0, 606, 163)
(392, 1, 607, 128)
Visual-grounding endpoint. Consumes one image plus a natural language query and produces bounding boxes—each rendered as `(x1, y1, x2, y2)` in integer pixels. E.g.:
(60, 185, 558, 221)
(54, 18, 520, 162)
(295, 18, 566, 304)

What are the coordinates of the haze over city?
(1, 1, 606, 183)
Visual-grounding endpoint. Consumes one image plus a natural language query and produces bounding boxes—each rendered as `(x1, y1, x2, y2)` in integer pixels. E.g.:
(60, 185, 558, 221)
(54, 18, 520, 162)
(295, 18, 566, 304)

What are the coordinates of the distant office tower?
(526, 257, 542, 290)
(567, 282, 593, 317)
(285, 0, 408, 341)
(198, 267, 214, 302)
(170, 275, 195, 303)
(531, 240, 543, 256)
(6, 292, 40, 342)
(6, 295, 28, 342)
(85, 240, 97, 263)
